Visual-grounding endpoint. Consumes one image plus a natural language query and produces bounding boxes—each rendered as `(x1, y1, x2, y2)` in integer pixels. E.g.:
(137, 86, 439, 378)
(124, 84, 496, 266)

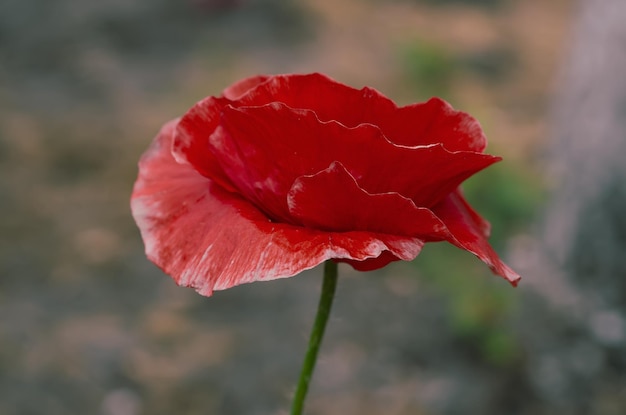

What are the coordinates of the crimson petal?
(172, 74, 488, 196)
(230, 73, 397, 127)
(232, 74, 487, 152)
(171, 96, 238, 193)
(131, 120, 426, 296)
(211, 102, 499, 214)
(288, 161, 447, 238)
(170, 73, 271, 190)
(433, 189, 521, 285)
(386, 98, 488, 152)
(222, 75, 271, 100)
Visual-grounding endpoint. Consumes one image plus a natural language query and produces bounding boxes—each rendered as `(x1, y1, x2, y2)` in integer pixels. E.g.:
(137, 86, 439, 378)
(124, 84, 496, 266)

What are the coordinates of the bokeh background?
(2, 0, 625, 414)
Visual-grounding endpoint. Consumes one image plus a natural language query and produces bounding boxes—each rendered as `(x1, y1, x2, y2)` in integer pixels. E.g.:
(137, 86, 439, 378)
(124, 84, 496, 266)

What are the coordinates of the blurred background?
(2, 0, 625, 414)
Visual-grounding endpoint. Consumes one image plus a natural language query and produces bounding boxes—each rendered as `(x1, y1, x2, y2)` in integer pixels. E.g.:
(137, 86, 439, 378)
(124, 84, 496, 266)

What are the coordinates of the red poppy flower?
(131, 73, 520, 296)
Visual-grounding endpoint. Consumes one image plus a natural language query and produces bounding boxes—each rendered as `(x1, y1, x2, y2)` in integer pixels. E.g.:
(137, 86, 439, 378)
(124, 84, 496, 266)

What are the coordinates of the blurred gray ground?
(1, 0, 625, 414)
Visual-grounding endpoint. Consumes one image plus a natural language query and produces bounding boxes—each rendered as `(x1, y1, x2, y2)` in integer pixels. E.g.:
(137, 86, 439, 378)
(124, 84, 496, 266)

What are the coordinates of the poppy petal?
(171, 96, 238, 193)
(172, 75, 487, 196)
(211, 102, 499, 213)
(288, 161, 447, 238)
(384, 98, 488, 152)
(433, 189, 521, 285)
(232, 74, 486, 152)
(340, 250, 407, 271)
(131, 120, 426, 295)
(230, 73, 398, 126)
(222, 75, 271, 100)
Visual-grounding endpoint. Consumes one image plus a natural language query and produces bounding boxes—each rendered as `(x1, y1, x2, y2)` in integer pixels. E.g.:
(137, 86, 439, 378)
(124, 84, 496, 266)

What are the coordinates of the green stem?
(290, 260, 339, 415)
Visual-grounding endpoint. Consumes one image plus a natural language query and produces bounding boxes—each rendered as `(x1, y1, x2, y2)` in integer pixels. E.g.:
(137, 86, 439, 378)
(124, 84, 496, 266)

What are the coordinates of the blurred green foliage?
(374, 0, 509, 8)
(401, 41, 456, 99)
(413, 0, 508, 8)
(400, 40, 517, 100)
(463, 161, 543, 250)
(401, 35, 538, 366)
(414, 160, 543, 367)
(457, 46, 518, 83)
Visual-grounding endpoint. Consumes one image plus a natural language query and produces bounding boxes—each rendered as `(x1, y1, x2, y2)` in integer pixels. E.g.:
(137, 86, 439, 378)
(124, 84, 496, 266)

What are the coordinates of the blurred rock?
(101, 388, 142, 415)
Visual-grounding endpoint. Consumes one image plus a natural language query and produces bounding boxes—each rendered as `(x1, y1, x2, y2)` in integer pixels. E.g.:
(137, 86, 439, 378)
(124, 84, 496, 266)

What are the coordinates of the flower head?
(131, 73, 520, 296)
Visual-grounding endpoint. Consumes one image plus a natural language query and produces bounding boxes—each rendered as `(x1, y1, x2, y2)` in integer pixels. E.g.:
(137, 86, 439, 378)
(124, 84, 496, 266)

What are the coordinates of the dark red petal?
(170, 75, 273, 188)
(340, 251, 403, 271)
(212, 103, 499, 213)
(232, 73, 398, 126)
(131, 120, 425, 295)
(432, 189, 521, 286)
(232, 74, 486, 152)
(172, 73, 273, 186)
(171, 96, 238, 192)
(222, 75, 271, 100)
(385, 98, 488, 152)
(172, 74, 487, 199)
(288, 161, 448, 238)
